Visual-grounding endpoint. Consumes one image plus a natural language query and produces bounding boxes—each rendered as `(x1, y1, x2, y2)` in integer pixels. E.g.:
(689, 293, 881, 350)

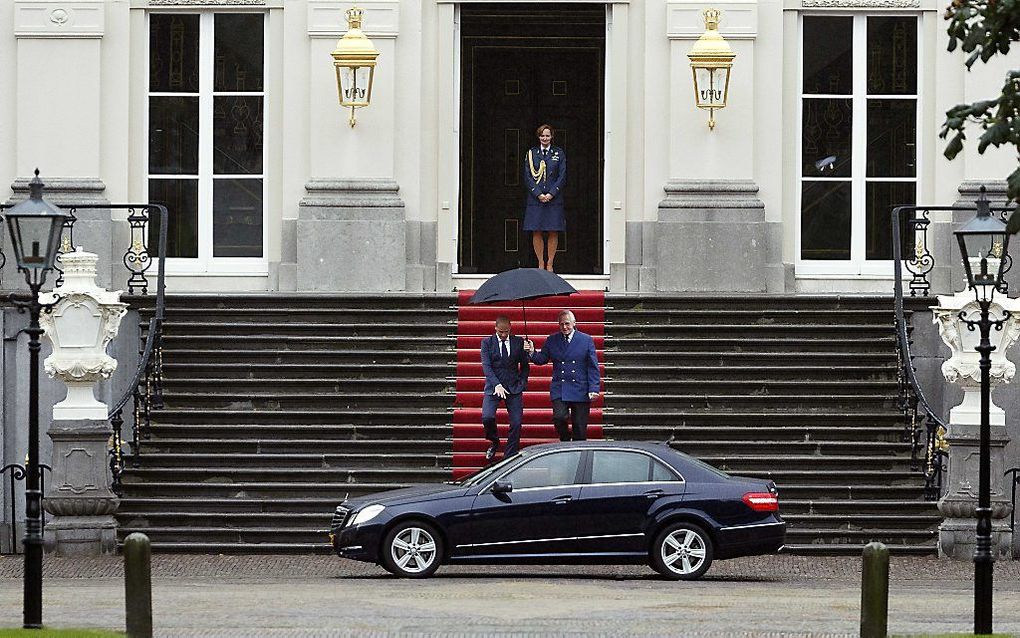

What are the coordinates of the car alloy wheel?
(651, 523, 713, 580)
(382, 521, 443, 578)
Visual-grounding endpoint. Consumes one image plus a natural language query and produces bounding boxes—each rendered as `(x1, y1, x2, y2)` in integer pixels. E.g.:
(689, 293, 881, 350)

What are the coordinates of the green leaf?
(944, 132, 966, 159)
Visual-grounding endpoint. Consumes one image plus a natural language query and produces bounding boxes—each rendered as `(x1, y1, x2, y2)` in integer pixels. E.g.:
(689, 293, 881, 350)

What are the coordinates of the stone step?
(153, 322, 454, 337)
(605, 394, 899, 410)
(607, 411, 904, 426)
(608, 365, 898, 381)
(139, 439, 450, 454)
(606, 351, 898, 366)
(606, 337, 896, 353)
(607, 324, 896, 338)
(159, 335, 457, 351)
(127, 452, 448, 469)
(605, 379, 900, 395)
(604, 295, 903, 312)
(605, 425, 907, 442)
(781, 513, 942, 530)
(773, 484, 928, 500)
(137, 293, 457, 311)
(161, 378, 454, 392)
(118, 497, 340, 514)
(782, 528, 937, 543)
(146, 423, 451, 439)
(782, 543, 936, 556)
(148, 308, 457, 323)
(112, 481, 418, 499)
(692, 455, 913, 473)
(161, 362, 452, 379)
(152, 408, 454, 425)
(643, 440, 913, 455)
(605, 308, 899, 325)
(160, 349, 456, 365)
(116, 526, 331, 545)
(120, 467, 449, 484)
(780, 499, 939, 514)
(158, 391, 453, 410)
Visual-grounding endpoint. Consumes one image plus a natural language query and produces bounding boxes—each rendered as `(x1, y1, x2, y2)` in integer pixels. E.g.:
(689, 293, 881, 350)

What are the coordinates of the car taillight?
(742, 492, 779, 512)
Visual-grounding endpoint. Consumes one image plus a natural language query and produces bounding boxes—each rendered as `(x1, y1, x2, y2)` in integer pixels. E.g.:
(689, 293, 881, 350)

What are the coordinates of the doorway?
(458, 4, 605, 275)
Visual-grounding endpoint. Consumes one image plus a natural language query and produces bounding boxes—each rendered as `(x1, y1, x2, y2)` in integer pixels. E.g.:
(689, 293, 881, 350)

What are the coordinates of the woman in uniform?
(522, 124, 566, 272)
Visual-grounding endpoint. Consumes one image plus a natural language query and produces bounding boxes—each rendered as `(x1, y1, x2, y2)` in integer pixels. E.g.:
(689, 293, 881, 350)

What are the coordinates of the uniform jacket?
(480, 334, 530, 396)
(523, 145, 566, 212)
(530, 330, 600, 402)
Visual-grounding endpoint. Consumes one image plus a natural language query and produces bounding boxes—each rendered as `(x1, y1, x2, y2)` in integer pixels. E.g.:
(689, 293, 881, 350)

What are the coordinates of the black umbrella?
(469, 268, 577, 338)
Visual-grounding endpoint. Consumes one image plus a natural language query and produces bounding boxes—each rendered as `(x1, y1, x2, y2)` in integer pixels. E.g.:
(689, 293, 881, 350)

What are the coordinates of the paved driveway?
(0, 555, 1018, 636)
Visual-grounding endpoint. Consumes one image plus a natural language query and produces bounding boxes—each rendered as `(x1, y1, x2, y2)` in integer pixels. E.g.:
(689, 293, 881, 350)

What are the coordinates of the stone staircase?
(115, 295, 457, 552)
(114, 293, 938, 555)
(603, 295, 938, 555)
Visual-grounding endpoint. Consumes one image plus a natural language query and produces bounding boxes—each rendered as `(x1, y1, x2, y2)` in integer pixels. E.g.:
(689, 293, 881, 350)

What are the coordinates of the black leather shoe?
(485, 441, 498, 462)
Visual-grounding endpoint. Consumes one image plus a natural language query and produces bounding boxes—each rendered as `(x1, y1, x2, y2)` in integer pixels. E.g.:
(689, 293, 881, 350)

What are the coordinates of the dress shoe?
(485, 441, 498, 462)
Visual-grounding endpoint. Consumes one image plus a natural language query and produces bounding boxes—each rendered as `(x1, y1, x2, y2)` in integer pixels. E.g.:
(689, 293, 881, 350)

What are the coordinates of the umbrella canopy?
(468, 268, 577, 304)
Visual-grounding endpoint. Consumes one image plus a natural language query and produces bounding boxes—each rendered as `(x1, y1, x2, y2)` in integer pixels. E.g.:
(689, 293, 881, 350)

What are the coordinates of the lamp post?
(331, 6, 379, 127)
(953, 188, 1011, 635)
(4, 170, 69, 629)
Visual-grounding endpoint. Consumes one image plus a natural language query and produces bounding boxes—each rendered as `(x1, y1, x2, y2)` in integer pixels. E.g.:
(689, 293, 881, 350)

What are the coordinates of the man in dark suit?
(480, 316, 530, 461)
(524, 309, 600, 441)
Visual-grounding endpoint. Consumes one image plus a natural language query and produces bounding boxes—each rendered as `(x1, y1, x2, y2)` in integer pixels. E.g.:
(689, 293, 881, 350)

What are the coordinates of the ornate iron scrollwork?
(124, 207, 153, 295)
(52, 207, 78, 288)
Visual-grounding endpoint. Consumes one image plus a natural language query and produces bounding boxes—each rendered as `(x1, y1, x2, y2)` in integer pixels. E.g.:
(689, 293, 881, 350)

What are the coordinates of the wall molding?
(15, 2, 104, 39)
(667, 2, 757, 40)
(307, 1, 399, 39)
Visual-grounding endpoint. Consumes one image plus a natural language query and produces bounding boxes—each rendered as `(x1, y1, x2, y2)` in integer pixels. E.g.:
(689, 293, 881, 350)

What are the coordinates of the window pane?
(149, 14, 199, 93)
(801, 181, 851, 260)
(214, 14, 264, 92)
(803, 17, 853, 95)
(802, 99, 852, 178)
(867, 100, 916, 177)
(149, 179, 198, 258)
(505, 451, 582, 489)
(149, 97, 199, 174)
(213, 96, 264, 175)
(214, 179, 263, 257)
(651, 461, 677, 482)
(866, 182, 916, 260)
(591, 452, 651, 484)
(867, 17, 917, 95)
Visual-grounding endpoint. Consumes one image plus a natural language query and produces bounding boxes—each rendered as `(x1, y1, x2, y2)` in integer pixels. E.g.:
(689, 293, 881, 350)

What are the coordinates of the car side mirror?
(491, 481, 513, 494)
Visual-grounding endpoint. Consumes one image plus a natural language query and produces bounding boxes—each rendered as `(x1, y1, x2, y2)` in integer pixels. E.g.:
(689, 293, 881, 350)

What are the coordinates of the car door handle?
(644, 489, 665, 499)
(551, 495, 573, 505)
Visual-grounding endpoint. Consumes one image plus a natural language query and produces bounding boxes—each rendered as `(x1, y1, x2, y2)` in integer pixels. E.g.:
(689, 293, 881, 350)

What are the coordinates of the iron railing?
(1005, 467, 1020, 545)
(891, 192, 1015, 500)
(1, 203, 168, 495)
(0, 463, 50, 554)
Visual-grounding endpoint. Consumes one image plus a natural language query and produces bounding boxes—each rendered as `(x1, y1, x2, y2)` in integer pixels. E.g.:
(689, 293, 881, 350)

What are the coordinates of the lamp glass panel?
(337, 65, 372, 107)
(963, 232, 1007, 261)
(694, 67, 727, 108)
(10, 214, 61, 269)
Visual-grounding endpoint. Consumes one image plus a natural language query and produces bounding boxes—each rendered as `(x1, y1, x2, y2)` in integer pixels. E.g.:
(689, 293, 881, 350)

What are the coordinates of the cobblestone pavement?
(0, 555, 1018, 636)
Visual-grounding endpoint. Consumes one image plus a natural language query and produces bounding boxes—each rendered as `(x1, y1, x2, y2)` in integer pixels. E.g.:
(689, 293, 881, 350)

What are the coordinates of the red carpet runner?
(452, 290, 606, 480)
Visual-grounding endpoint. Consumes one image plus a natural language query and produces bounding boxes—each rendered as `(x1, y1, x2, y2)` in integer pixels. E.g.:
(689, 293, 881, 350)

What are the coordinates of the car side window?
(591, 451, 654, 484)
(503, 451, 583, 490)
(651, 459, 679, 482)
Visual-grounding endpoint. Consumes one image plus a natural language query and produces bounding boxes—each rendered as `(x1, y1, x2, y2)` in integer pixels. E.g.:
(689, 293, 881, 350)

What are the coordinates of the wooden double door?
(459, 4, 605, 275)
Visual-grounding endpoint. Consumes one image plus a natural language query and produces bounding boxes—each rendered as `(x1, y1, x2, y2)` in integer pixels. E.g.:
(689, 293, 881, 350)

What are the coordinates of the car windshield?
(455, 453, 522, 486)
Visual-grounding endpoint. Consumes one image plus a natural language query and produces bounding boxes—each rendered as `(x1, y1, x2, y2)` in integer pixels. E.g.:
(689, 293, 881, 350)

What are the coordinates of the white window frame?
(795, 13, 921, 278)
(146, 10, 269, 276)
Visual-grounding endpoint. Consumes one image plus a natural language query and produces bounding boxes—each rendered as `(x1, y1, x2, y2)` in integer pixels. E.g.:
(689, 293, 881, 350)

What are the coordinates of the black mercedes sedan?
(329, 441, 784, 580)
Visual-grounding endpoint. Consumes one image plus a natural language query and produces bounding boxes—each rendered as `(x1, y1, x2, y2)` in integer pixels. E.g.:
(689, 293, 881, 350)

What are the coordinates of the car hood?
(342, 483, 469, 509)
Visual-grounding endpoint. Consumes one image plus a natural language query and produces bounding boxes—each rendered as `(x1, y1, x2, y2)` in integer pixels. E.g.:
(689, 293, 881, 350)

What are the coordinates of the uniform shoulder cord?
(528, 149, 547, 184)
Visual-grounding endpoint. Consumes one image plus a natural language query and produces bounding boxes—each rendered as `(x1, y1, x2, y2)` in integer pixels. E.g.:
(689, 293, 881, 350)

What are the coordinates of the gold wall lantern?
(687, 8, 735, 131)
(331, 6, 380, 127)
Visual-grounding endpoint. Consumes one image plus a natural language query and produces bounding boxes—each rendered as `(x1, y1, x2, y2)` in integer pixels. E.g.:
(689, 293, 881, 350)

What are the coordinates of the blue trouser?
(481, 392, 523, 456)
(552, 399, 590, 441)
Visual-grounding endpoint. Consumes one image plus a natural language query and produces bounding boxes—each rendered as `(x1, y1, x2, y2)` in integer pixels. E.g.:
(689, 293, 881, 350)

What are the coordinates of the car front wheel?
(381, 521, 443, 578)
(650, 522, 713, 580)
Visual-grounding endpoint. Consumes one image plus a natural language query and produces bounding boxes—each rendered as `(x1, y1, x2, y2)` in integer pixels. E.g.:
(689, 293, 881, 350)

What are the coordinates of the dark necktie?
(501, 340, 508, 359)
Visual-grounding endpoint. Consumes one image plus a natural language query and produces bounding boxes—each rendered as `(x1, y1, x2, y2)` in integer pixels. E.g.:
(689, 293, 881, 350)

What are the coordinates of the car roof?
(518, 440, 675, 456)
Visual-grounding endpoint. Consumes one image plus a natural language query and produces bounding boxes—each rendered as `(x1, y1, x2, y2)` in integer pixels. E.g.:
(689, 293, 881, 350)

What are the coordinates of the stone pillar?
(297, 179, 407, 291)
(653, 180, 767, 292)
(933, 289, 1020, 559)
(38, 250, 126, 555)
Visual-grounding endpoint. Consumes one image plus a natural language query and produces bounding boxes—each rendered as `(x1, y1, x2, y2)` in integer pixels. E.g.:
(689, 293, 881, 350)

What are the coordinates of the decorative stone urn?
(39, 249, 127, 420)
(932, 285, 1020, 559)
(38, 248, 127, 555)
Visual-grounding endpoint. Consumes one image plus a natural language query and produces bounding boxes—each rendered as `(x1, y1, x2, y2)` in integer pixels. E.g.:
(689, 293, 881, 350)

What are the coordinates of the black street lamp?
(953, 188, 1011, 635)
(4, 170, 68, 629)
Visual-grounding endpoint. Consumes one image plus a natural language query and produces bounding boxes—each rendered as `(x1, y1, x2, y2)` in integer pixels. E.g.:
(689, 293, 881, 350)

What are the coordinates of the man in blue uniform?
(523, 309, 600, 441)
(480, 316, 530, 461)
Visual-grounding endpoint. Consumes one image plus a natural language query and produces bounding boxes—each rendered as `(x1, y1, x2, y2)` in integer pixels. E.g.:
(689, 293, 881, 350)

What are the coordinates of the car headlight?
(349, 504, 385, 526)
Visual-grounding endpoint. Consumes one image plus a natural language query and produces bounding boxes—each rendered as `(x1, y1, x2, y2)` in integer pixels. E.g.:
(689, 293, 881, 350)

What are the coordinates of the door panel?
(460, 486, 583, 557)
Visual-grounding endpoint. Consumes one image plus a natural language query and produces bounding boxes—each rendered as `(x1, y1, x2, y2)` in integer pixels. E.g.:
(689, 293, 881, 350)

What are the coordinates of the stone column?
(653, 180, 768, 292)
(39, 250, 126, 555)
(297, 179, 406, 291)
(933, 288, 1020, 559)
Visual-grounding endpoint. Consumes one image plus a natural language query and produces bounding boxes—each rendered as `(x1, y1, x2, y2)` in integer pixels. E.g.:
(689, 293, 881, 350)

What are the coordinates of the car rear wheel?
(651, 522, 713, 580)
(381, 521, 443, 578)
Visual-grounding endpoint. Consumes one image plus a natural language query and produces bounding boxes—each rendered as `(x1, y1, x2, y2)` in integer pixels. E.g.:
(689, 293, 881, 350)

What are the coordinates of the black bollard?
(860, 541, 889, 638)
(124, 532, 153, 638)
